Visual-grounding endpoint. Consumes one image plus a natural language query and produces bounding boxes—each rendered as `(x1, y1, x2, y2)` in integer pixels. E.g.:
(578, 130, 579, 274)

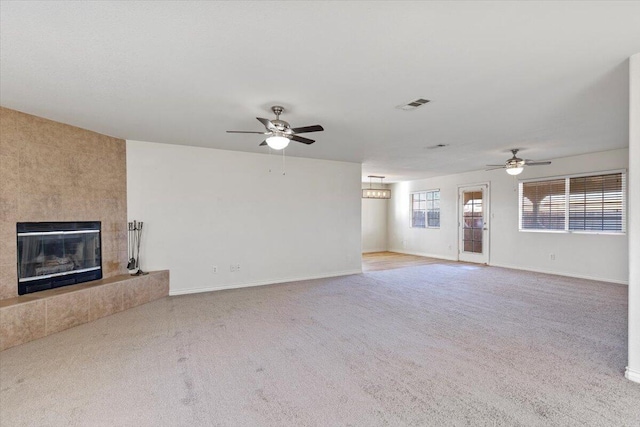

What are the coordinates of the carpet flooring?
(1, 263, 639, 426)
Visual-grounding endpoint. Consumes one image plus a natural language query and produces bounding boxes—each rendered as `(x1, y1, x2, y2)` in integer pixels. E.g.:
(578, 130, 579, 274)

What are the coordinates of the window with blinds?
(569, 173, 625, 232)
(411, 190, 440, 228)
(521, 179, 566, 230)
(519, 172, 626, 233)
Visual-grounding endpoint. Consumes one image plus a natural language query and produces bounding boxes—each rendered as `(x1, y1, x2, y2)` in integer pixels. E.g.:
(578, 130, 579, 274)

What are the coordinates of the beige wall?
(0, 107, 128, 300)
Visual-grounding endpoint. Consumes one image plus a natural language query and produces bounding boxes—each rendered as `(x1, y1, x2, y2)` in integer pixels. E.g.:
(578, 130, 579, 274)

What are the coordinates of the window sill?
(519, 229, 625, 236)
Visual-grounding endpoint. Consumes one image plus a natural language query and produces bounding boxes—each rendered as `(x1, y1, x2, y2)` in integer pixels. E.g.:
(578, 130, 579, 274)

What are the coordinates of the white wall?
(127, 140, 362, 295)
(627, 53, 640, 383)
(388, 148, 629, 284)
(361, 184, 388, 253)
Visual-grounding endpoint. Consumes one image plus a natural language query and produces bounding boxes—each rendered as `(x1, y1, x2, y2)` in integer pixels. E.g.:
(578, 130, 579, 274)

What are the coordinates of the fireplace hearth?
(17, 221, 102, 295)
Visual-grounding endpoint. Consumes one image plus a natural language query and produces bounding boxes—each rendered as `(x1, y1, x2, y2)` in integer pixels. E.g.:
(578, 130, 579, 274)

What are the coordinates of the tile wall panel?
(0, 300, 46, 349)
(89, 283, 123, 322)
(0, 107, 128, 300)
(46, 291, 91, 334)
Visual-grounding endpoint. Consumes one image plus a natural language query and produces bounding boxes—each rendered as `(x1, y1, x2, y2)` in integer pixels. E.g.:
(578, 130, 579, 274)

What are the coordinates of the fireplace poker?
(135, 222, 143, 270)
(127, 222, 136, 270)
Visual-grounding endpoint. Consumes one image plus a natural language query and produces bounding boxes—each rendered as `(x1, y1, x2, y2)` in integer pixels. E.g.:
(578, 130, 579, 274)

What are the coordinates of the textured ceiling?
(1, 1, 639, 181)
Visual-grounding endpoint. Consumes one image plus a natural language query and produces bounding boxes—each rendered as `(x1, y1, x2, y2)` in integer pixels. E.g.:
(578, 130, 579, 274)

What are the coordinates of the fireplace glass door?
(17, 222, 102, 295)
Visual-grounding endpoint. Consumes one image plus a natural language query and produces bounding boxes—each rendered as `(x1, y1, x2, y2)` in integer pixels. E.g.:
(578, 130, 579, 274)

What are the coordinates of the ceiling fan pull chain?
(282, 148, 286, 175)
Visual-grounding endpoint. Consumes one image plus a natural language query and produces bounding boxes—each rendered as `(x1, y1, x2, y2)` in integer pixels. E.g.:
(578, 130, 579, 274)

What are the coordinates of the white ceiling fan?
(486, 149, 551, 175)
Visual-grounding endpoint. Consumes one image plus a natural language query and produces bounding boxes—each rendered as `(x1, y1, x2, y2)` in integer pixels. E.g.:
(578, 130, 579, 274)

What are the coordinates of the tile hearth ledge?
(0, 270, 169, 351)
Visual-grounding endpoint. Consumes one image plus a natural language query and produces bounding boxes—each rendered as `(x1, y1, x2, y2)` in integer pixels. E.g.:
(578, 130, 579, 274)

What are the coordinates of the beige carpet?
(1, 263, 639, 426)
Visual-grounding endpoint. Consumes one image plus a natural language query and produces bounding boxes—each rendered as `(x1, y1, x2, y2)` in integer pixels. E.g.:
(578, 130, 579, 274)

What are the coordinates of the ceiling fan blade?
(226, 130, 266, 134)
(486, 164, 506, 167)
(259, 141, 267, 146)
(290, 135, 315, 145)
(525, 161, 552, 166)
(291, 125, 324, 134)
(485, 166, 506, 171)
(256, 117, 274, 129)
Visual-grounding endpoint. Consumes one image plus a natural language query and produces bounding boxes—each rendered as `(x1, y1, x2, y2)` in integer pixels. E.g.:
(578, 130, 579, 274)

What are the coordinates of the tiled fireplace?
(0, 107, 129, 300)
(0, 107, 169, 351)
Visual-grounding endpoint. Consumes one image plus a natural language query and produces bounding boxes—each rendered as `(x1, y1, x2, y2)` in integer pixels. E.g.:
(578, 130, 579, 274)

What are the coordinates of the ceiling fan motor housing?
(506, 149, 524, 167)
(269, 107, 293, 133)
(271, 119, 292, 133)
(506, 157, 524, 167)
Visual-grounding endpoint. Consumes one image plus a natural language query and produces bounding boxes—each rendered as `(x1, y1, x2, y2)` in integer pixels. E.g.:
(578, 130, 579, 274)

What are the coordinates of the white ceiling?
(1, 2, 639, 182)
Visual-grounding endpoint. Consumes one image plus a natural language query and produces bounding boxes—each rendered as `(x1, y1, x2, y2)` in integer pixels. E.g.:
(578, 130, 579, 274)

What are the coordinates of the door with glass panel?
(458, 184, 489, 264)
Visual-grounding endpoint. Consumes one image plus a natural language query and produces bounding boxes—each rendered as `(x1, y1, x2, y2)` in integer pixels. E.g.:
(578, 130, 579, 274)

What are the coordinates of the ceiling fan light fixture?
(506, 164, 524, 175)
(266, 135, 290, 150)
(486, 149, 550, 175)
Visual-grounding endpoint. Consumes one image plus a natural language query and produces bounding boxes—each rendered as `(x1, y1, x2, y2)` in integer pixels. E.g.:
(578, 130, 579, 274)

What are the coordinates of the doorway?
(458, 184, 490, 264)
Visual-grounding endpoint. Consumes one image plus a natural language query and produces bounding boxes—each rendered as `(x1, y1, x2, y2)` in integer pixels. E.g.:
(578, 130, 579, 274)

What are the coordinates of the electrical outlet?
(550, 253, 556, 261)
(230, 264, 240, 272)
(212, 266, 217, 274)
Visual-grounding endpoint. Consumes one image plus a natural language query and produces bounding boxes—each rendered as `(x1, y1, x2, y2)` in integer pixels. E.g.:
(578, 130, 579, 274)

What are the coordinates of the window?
(411, 192, 426, 228)
(519, 172, 626, 233)
(520, 179, 566, 230)
(411, 190, 440, 228)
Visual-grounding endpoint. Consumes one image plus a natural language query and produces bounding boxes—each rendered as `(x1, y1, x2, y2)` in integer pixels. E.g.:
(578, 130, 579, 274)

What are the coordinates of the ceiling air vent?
(396, 98, 431, 111)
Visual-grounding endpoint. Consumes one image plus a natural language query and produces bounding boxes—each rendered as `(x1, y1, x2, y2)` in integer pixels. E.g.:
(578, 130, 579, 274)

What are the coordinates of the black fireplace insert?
(17, 221, 102, 295)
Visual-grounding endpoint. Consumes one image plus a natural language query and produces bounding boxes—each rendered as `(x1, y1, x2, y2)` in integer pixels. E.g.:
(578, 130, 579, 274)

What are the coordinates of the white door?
(458, 184, 490, 264)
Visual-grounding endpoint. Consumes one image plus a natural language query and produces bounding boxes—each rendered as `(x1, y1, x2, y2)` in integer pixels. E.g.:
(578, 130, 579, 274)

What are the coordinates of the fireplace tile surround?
(0, 271, 170, 350)
(1, 107, 170, 350)
(0, 107, 128, 300)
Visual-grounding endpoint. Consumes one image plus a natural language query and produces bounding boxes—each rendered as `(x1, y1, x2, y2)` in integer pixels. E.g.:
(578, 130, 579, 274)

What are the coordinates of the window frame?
(518, 169, 627, 235)
(410, 189, 441, 229)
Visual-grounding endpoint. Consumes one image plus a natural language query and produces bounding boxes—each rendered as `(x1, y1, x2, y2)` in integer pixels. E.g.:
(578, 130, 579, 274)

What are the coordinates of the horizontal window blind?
(519, 172, 626, 233)
(520, 179, 566, 230)
(569, 173, 625, 232)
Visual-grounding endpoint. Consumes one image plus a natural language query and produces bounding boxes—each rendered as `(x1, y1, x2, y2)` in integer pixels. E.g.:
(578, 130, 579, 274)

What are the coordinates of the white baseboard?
(169, 269, 363, 296)
(387, 249, 458, 262)
(489, 262, 628, 285)
(625, 367, 640, 383)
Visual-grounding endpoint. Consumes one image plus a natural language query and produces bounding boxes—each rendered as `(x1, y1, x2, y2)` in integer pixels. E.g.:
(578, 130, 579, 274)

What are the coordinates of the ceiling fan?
(226, 106, 324, 150)
(486, 149, 551, 175)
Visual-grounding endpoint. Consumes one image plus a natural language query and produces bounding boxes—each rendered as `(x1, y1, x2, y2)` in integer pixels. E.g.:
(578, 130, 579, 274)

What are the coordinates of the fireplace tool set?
(127, 220, 147, 276)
